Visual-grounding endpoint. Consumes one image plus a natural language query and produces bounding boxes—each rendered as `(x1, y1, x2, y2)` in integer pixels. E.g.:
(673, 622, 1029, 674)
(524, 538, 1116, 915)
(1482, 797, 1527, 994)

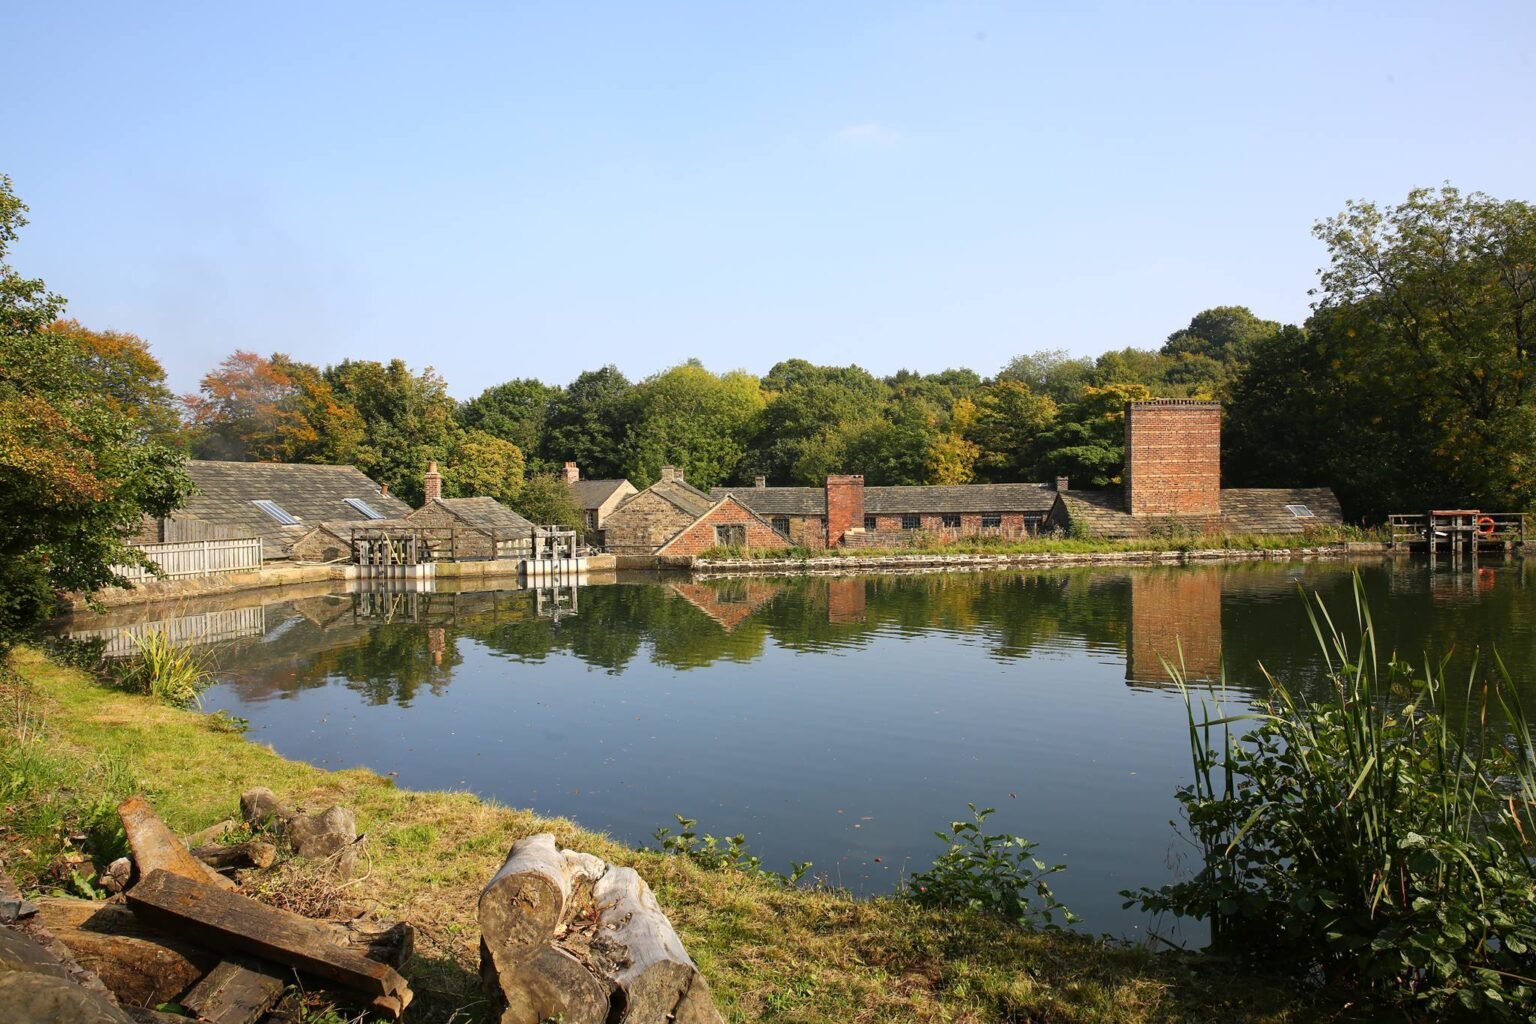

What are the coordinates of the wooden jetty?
(1388, 509, 1526, 566)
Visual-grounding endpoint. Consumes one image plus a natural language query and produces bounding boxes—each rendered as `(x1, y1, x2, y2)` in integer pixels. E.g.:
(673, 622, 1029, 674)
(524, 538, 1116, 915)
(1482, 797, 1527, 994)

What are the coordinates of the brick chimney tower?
(1123, 400, 1220, 518)
(423, 460, 443, 502)
(562, 461, 580, 483)
(825, 474, 865, 547)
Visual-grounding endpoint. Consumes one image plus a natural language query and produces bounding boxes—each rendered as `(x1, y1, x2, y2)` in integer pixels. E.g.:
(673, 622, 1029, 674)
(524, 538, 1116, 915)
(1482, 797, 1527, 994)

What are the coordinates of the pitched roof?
(1052, 490, 1144, 539)
(423, 496, 537, 535)
(711, 482, 1058, 516)
(180, 460, 414, 553)
(1218, 488, 1343, 534)
(626, 478, 716, 518)
(569, 478, 632, 510)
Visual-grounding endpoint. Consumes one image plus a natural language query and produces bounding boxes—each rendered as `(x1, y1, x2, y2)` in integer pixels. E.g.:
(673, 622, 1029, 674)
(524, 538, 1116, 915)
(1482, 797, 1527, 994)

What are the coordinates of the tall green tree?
(618, 361, 764, 488)
(752, 361, 888, 483)
(0, 176, 190, 646)
(542, 366, 633, 480)
(458, 378, 559, 467)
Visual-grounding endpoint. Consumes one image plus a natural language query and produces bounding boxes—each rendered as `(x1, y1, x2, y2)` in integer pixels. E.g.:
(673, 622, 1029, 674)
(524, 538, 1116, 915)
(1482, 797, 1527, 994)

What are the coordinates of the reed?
(115, 629, 214, 707)
(1129, 572, 1536, 1019)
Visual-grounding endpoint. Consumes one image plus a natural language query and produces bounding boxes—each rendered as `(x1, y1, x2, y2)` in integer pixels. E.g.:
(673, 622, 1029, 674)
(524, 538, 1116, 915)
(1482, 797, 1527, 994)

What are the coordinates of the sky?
(5, 1, 1534, 399)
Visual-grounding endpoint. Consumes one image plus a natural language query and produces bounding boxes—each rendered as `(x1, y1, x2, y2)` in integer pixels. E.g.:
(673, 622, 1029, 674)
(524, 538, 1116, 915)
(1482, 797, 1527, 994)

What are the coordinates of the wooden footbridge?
(1388, 510, 1527, 565)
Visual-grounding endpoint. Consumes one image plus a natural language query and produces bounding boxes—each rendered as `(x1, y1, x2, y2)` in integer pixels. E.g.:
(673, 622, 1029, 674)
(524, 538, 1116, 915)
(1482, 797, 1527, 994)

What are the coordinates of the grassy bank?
(699, 527, 1382, 561)
(0, 647, 1322, 1023)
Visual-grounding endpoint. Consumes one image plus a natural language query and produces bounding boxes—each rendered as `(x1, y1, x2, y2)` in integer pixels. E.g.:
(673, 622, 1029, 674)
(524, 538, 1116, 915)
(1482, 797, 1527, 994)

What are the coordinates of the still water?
(62, 560, 1536, 940)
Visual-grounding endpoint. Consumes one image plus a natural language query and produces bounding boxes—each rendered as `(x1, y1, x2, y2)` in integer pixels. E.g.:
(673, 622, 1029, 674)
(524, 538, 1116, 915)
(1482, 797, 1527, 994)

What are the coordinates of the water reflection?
(57, 559, 1536, 939)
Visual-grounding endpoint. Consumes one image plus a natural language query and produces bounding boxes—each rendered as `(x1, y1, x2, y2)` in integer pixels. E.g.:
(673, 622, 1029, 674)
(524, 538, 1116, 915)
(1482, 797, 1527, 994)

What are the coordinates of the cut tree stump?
(477, 834, 722, 1024)
(125, 870, 412, 1018)
(117, 797, 235, 892)
(180, 955, 287, 1024)
(31, 898, 215, 1007)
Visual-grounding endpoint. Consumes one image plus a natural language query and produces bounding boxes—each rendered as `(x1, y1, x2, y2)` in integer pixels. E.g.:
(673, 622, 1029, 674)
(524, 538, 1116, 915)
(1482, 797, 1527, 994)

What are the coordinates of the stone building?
(654, 495, 790, 557)
(562, 462, 637, 545)
(601, 466, 721, 555)
(1046, 400, 1343, 537)
(406, 495, 538, 559)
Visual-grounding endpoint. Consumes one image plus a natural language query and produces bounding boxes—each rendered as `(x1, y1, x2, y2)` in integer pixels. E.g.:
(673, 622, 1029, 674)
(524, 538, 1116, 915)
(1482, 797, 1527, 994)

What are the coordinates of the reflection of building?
(1126, 570, 1223, 685)
(667, 581, 785, 631)
(826, 578, 867, 624)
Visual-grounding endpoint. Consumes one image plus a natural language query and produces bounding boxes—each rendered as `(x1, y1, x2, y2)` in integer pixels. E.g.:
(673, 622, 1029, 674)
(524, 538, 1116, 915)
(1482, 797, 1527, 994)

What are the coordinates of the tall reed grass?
(1128, 573, 1536, 1019)
(114, 629, 214, 707)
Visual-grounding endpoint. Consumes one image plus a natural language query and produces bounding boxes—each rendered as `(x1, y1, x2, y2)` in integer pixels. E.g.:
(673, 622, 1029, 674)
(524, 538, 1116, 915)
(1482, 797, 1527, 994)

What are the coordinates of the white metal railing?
(113, 537, 264, 583)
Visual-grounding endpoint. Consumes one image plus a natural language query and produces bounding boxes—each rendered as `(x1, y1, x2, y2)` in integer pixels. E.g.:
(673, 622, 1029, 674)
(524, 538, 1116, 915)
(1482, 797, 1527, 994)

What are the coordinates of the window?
(714, 523, 747, 547)
(1285, 504, 1316, 519)
(584, 510, 598, 529)
(981, 513, 1002, 529)
(901, 514, 921, 530)
(252, 499, 298, 525)
(344, 497, 385, 520)
(941, 513, 961, 529)
(864, 515, 877, 531)
(771, 516, 790, 535)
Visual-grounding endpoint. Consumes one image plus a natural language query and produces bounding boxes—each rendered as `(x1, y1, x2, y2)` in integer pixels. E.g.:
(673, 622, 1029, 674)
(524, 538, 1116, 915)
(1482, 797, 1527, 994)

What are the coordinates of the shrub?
(114, 630, 214, 707)
(1126, 575, 1536, 1019)
(907, 804, 1078, 929)
(652, 815, 811, 886)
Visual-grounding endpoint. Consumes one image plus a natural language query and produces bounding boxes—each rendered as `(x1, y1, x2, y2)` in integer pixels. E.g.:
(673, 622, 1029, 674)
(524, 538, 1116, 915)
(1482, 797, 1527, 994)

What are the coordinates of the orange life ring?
(1476, 515, 1496, 537)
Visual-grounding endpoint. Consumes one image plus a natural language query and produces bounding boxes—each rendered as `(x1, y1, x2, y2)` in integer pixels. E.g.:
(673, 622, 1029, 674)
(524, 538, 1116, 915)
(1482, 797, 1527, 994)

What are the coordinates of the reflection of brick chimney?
(825, 474, 865, 547)
(1124, 400, 1220, 517)
(424, 460, 443, 502)
(562, 462, 580, 483)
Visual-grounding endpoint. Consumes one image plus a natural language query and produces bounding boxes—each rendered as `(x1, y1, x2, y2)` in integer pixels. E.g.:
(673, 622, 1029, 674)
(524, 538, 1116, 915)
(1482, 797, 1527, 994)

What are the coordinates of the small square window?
(901, 514, 921, 530)
(981, 513, 1002, 529)
(771, 516, 790, 535)
(863, 515, 877, 531)
(715, 523, 747, 547)
(1285, 504, 1315, 519)
(941, 514, 961, 529)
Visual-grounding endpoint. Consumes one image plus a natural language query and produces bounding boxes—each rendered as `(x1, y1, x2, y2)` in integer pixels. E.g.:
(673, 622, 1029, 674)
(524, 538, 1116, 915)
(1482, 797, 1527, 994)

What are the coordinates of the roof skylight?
(252, 499, 298, 525)
(344, 497, 386, 520)
(1285, 504, 1316, 518)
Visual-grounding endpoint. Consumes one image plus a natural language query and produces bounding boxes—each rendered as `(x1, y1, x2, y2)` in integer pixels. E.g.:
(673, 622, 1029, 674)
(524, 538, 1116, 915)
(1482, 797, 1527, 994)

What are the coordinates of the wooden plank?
(32, 897, 217, 1006)
(125, 870, 411, 1014)
(181, 956, 286, 1024)
(119, 796, 236, 892)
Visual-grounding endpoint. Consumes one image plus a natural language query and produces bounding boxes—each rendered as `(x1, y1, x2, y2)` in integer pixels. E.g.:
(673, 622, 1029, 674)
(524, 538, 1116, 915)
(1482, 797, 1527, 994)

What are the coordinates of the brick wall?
(826, 578, 867, 623)
(1127, 569, 1223, 685)
(825, 475, 865, 546)
(657, 498, 789, 556)
(602, 490, 699, 555)
(841, 512, 1039, 548)
(1124, 400, 1221, 518)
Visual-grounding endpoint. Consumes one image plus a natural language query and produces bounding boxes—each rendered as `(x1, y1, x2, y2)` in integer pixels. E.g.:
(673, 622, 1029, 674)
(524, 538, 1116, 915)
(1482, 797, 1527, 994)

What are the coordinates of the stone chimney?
(754, 475, 766, 489)
(1055, 476, 1069, 492)
(424, 460, 443, 502)
(379, 482, 390, 497)
(1123, 400, 1221, 518)
(660, 465, 682, 483)
(562, 462, 580, 483)
(824, 474, 865, 547)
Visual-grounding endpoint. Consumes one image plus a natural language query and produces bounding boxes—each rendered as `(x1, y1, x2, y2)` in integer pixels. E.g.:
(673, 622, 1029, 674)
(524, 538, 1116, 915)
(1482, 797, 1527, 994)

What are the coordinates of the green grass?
(698, 526, 1381, 561)
(112, 628, 215, 706)
(0, 648, 1328, 1023)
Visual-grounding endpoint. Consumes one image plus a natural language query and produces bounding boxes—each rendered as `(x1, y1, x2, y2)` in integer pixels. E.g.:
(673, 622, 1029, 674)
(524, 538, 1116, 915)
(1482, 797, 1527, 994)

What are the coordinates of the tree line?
(4, 173, 1534, 643)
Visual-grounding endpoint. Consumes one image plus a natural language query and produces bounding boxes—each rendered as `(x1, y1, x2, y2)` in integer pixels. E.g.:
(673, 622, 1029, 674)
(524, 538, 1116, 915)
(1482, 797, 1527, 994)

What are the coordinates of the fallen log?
(191, 841, 277, 872)
(479, 833, 577, 971)
(0, 924, 135, 1024)
(180, 956, 287, 1024)
(30, 898, 215, 1007)
(117, 797, 235, 892)
(484, 944, 611, 1024)
(591, 866, 722, 1024)
(125, 870, 412, 1016)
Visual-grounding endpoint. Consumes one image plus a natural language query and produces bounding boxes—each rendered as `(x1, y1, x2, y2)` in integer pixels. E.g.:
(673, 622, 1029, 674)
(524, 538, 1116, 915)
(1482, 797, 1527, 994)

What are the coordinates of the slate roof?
(711, 482, 1057, 516)
(626, 478, 716, 518)
(420, 497, 537, 536)
(1219, 488, 1343, 534)
(180, 460, 413, 554)
(569, 479, 632, 510)
(1052, 491, 1143, 539)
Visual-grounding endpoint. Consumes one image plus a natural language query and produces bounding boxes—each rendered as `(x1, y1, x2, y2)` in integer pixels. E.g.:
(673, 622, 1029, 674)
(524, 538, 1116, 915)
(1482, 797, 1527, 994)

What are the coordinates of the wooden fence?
(69, 607, 268, 658)
(113, 538, 264, 583)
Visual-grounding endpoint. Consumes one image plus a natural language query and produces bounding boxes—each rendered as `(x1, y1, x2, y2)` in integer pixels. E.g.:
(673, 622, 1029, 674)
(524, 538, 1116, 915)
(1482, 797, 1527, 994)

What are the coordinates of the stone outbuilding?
(601, 466, 720, 555)
(562, 462, 637, 545)
(406, 496, 539, 559)
(654, 495, 790, 557)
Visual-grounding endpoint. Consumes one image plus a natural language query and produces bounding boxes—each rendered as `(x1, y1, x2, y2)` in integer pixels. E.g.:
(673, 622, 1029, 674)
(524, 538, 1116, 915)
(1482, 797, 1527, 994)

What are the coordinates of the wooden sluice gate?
(520, 525, 589, 581)
(349, 525, 454, 580)
(1388, 510, 1527, 567)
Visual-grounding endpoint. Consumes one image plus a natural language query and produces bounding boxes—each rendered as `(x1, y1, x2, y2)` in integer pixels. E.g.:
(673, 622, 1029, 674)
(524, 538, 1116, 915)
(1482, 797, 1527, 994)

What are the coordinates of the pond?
(60, 558, 1536, 942)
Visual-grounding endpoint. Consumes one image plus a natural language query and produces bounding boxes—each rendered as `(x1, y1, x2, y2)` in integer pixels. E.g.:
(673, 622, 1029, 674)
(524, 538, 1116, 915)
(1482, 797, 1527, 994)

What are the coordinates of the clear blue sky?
(6, 2, 1533, 398)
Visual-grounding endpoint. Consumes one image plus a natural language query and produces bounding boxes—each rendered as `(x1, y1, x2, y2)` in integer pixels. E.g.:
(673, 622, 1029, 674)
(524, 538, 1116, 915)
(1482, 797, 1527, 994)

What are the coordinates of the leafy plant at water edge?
(652, 815, 812, 886)
(113, 629, 213, 707)
(1126, 573, 1536, 1020)
(907, 804, 1078, 929)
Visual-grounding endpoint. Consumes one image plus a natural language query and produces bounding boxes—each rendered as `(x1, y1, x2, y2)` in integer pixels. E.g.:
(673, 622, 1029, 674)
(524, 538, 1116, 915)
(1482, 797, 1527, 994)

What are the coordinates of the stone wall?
(1124, 400, 1221, 518)
(657, 499, 789, 556)
(603, 491, 700, 555)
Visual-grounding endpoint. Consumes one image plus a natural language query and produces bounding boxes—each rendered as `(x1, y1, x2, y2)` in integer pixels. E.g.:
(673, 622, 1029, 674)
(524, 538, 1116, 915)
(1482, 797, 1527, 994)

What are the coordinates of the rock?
(239, 788, 291, 829)
(287, 806, 358, 878)
(98, 860, 132, 896)
(0, 925, 135, 1024)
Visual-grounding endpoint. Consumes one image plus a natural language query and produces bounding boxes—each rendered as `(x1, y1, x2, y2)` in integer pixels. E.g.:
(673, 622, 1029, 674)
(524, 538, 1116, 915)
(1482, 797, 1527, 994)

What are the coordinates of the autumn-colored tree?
(42, 320, 184, 446)
(184, 351, 363, 463)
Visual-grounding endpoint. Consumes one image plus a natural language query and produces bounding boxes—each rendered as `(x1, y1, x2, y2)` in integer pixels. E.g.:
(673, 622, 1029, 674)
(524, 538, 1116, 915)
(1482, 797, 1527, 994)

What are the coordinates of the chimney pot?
(562, 461, 580, 483)
(423, 460, 443, 502)
(380, 482, 390, 496)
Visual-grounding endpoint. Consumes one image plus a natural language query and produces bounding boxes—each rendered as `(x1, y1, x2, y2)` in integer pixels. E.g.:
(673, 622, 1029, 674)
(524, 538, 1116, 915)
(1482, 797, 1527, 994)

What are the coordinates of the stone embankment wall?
(691, 543, 1390, 576)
